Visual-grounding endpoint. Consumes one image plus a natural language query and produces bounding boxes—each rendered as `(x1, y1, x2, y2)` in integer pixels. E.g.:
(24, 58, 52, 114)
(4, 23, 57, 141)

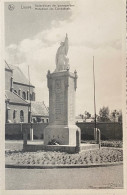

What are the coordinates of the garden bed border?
(5, 161, 123, 169)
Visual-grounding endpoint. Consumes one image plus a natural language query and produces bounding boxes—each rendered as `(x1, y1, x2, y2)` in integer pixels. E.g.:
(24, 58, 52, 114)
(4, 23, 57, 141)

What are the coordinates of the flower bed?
(5, 148, 123, 166)
(81, 140, 123, 148)
(101, 140, 122, 148)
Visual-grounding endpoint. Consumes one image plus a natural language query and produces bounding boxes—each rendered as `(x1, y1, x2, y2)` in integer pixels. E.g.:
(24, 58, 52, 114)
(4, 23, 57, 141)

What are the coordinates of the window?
(13, 110, 16, 119)
(33, 118, 36, 123)
(46, 119, 49, 123)
(27, 91, 29, 100)
(32, 92, 35, 101)
(13, 110, 17, 122)
(22, 91, 26, 100)
(18, 89, 21, 96)
(37, 117, 41, 123)
(20, 110, 24, 122)
(10, 77, 13, 91)
(30, 94, 32, 101)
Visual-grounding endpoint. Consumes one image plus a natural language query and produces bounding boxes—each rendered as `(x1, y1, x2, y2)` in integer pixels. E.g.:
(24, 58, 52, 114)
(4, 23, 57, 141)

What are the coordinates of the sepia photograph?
(0, 0, 126, 193)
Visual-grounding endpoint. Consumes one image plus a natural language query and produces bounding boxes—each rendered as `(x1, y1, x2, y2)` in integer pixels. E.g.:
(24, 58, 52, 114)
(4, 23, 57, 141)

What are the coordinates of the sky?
(4, 0, 125, 115)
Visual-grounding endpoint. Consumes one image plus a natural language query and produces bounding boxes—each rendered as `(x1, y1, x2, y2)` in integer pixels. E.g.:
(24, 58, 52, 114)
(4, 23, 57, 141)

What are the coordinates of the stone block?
(44, 125, 80, 145)
(44, 70, 81, 146)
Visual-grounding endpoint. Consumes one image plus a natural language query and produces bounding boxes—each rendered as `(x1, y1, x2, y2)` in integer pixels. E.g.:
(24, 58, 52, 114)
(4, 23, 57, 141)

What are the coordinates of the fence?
(5, 122, 122, 140)
(5, 123, 48, 140)
(76, 122, 122, 140)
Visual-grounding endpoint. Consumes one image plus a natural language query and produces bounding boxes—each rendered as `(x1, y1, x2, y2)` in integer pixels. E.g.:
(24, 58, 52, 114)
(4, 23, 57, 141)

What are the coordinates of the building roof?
(5, 60, 12, 71)
(5, 90, 29, 105)
(31, 101, 49, 117)
(5, 61, 34, 87)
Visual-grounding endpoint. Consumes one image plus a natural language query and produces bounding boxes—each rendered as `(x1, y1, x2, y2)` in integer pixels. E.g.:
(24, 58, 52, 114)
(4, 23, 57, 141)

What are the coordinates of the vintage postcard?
(0, 0, 127, 194)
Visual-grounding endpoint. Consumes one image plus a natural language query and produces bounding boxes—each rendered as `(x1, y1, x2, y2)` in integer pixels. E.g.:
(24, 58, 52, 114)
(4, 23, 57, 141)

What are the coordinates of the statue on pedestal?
(55, 33, 69, 72)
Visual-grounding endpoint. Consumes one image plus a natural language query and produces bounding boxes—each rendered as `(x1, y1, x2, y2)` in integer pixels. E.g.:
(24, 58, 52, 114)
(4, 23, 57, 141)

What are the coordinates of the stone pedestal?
(44, 70, 80, 146)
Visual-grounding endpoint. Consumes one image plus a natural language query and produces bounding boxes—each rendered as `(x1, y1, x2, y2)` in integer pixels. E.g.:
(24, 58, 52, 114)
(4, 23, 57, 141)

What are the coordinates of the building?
(31, 101, 49, 123)
(75, 115, 94, 123)
(5, 61, 49, 123)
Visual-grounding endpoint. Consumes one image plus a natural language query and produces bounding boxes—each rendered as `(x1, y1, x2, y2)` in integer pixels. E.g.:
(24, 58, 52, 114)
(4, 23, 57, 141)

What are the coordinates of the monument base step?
(80, 143, 100, 151)
(23, 143, 100, 153)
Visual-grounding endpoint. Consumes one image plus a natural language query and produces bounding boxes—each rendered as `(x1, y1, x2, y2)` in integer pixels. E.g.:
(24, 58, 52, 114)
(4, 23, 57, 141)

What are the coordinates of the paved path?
(5, 165, 123, 190)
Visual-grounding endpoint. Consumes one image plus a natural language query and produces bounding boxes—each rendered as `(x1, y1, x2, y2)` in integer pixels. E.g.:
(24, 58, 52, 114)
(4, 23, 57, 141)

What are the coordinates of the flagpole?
(93, 56, 97, 129)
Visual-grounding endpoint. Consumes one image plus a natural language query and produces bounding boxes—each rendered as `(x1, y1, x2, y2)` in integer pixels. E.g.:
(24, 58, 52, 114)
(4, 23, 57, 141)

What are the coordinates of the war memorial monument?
(23, 34, 100, 153)
(44, 34, 81, 146)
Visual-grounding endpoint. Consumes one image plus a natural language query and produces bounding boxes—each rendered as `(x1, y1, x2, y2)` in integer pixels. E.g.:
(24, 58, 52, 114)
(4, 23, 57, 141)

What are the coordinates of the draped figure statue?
(55, 33, 69, 71)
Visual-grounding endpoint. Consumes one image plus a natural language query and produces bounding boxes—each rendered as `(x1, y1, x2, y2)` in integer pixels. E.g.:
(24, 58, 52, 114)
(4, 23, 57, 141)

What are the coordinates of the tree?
(110, 109, 119, 122)
(79, 114, 84, 119)
(84, 111, 91, 119)
(99, 106, 110, 122)
(118, 110, 122, 123)
(110, 109, 122, 122)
